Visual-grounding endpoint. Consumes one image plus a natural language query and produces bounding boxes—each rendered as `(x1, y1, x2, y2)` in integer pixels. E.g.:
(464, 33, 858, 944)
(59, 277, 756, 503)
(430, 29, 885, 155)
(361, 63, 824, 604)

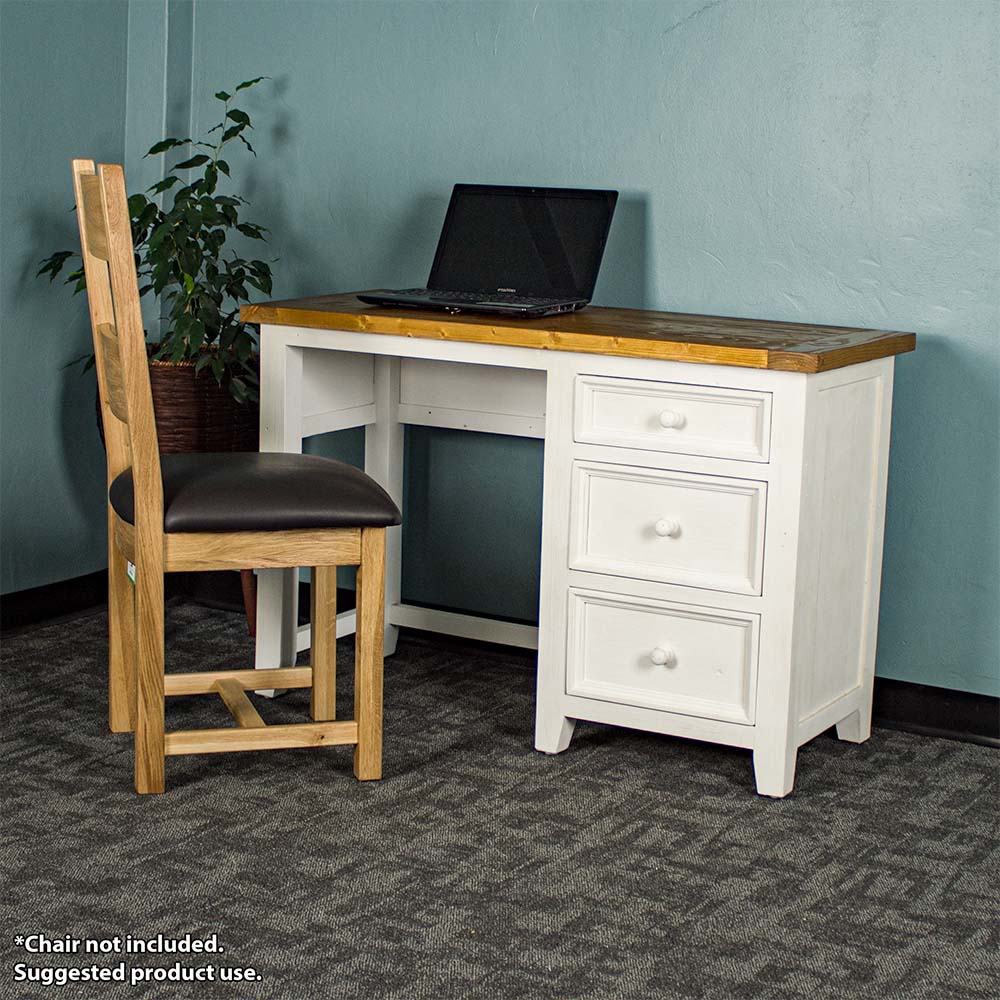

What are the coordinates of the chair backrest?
(72, 160, 163, 553)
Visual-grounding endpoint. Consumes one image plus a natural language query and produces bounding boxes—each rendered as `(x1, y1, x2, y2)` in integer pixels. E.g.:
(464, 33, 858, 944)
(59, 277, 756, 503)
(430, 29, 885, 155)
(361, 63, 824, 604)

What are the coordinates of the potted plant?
(39, 77, 273, 453)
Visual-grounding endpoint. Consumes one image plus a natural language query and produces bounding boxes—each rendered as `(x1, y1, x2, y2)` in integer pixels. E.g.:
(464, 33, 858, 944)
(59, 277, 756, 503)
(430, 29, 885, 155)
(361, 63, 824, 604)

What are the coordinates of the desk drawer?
(567, 589, 759, 724)
(575, 375, 771, 462)
(569, 462, 766, 595)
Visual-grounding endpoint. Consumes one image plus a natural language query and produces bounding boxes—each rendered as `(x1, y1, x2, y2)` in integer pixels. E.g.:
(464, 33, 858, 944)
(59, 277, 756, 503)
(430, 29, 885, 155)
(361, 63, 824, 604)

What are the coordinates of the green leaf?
(188, 318, 206, 353)
(37, 250, 75, 280)
(148, 223, 171, 253)
(170, 335, 188, 363)
(174, 154, 211, 170)
(179, 247, 201, 276)
(234, 336, 252, 362)
(196, 296, 221, 327)
(134, 202, 158, 234)
(220, 124, 245, 144)
(215, 90, 231, 102)
(182, 272, 196, 295)
(146, 137, 192, 157)
(226, 108, 251, 127)
(235, 76, 266, 93)
(201, 164, 218, 195)
(216, 159, 230, 176)
(199, 197, 219, 224)
(62, 351, 93, 371)
(238, 134, 256, 155)
(152, 267, 172, 295)
(248, 260, 273, 286)
(148, 175, 180, 194)
(206, 228, 226, 254)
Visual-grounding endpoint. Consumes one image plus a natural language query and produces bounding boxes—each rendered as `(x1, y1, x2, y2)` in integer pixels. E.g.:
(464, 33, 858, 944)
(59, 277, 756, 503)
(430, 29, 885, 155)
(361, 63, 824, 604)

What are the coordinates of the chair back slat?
(79, 174, 111, 260)
(97, 323, 130, 423)
(72, 159, 163, 550)
(71, 160, 131, 481)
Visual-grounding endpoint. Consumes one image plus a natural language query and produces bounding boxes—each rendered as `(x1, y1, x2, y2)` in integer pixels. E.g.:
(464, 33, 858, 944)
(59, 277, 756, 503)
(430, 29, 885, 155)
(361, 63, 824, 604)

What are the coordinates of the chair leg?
(240, 569, 257, 637)
(354, 529, 385, 781)
(108, 537, 136, 733)
(134, 566, 166, 794)
(310, 565, 337, 721)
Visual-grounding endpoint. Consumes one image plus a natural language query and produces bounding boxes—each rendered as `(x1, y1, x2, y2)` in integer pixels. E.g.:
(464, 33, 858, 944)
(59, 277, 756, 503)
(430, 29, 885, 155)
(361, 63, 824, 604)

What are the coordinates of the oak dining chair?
(72, 159, 401, 793)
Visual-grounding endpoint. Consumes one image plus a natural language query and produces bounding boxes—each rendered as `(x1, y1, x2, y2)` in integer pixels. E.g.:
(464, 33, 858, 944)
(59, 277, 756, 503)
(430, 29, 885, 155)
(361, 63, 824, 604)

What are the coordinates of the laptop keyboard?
(399, 288, 564, 305)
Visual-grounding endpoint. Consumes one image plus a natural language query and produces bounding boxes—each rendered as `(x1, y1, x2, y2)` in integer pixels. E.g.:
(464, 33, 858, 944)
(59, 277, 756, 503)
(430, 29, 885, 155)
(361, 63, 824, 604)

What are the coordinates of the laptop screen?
(428, 185, 618, 300)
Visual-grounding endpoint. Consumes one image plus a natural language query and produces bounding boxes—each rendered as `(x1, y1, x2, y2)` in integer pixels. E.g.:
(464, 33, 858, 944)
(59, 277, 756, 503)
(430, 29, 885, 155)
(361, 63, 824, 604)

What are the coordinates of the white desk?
(243, 294, 915, 796)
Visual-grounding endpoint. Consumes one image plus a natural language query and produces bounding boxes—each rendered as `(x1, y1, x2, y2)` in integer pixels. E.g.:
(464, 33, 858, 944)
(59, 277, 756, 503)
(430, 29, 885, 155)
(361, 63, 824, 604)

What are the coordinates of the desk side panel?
(399, 359, 546, 438)
(796, 359, 894, 727)
(300, 349, 375, 435)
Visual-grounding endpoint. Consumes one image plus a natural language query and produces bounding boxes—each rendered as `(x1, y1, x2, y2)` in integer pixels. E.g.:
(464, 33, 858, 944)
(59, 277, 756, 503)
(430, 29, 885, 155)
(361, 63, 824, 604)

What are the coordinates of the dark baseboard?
(3, 571, 997, 748)
(1, 569, 110, 633)
(872, 678, 999, 748)
(0, 570, 353, 634)
(1, 569, 207, 634)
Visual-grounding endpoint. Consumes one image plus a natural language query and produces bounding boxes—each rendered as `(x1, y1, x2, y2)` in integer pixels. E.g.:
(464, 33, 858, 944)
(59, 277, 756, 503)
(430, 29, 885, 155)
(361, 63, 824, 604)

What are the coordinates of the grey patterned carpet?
(2, 600, 998, 1000)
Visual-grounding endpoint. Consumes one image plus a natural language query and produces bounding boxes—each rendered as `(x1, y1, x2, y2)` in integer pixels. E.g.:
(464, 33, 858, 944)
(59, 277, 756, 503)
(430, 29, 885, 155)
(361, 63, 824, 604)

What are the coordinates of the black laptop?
(357, 184, 618, 318)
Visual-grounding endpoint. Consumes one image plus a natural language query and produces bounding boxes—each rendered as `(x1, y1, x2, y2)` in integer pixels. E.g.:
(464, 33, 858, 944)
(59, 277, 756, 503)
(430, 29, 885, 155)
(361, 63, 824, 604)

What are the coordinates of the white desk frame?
(254, 322, 895, 797)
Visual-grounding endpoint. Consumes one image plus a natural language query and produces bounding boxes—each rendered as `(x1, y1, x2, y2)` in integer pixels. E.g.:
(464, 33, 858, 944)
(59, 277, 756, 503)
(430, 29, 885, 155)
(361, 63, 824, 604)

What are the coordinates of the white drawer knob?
(654, 518, 681, 538)
(650, 647, 676, 667)
(658, 409, 686, 429)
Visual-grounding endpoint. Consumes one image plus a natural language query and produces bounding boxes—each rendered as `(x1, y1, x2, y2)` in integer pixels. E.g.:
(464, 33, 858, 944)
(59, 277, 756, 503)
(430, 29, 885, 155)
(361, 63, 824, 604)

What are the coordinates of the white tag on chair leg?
(127, 561, 136, 585)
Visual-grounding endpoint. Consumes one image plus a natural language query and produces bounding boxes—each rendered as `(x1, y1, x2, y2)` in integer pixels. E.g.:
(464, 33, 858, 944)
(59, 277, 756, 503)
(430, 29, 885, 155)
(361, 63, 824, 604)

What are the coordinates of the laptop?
(357, 184, 618, 318)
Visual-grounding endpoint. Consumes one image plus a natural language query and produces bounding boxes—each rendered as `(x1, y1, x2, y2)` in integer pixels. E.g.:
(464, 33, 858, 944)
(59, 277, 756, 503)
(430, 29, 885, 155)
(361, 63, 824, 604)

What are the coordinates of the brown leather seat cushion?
(110, 453, 401, 533)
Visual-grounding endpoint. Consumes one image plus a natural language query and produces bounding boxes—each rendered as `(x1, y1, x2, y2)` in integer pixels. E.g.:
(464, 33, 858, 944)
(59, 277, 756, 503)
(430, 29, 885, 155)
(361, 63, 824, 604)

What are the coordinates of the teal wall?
(0, 0, 129, 592)
(1, 1, 996, 697)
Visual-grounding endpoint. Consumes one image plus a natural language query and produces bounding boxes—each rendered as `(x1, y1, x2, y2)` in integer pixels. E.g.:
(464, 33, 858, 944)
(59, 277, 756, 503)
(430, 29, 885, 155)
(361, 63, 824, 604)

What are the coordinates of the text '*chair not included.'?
(72, 160, 401, 793)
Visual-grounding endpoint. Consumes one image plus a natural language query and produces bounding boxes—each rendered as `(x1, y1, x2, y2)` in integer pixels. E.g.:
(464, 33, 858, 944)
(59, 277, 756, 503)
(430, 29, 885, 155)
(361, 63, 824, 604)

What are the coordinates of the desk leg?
(254, 569, 299, 670)
(834, 708, 869, 743)
(365, 356, 403, 657)
(752, 622, 799, 797)
(534, 361, 576, 754)
(751, 376, 808, 797)
(255, 334, 303, 676)
(752, 740, 798, 798)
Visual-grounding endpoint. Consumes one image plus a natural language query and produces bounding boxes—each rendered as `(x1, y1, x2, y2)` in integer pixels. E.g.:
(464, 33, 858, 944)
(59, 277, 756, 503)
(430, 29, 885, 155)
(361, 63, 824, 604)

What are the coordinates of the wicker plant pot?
(148, 357, 259, 454)
(97, 357, 260, 454)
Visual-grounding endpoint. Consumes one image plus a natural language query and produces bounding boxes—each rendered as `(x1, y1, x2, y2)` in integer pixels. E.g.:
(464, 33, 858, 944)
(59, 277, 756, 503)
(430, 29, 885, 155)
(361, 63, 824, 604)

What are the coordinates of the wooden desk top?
(242, 292, 915, 373)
